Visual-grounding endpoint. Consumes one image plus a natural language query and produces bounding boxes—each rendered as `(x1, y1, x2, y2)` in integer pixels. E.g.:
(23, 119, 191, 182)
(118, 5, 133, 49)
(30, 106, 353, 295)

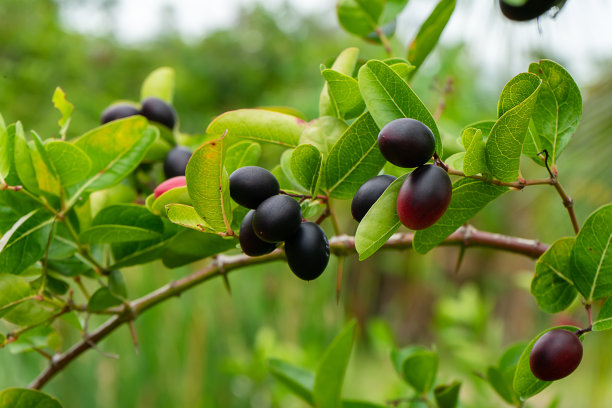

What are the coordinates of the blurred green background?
(1, 0, 611, 407)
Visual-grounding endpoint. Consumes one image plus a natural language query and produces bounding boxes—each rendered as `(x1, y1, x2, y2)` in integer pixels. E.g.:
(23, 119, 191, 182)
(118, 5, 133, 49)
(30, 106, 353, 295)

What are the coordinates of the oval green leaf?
(0, 388, 62, 408)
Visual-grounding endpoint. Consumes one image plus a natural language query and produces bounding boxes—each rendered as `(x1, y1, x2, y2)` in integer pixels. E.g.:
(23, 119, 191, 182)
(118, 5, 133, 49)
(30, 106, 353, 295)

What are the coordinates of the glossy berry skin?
(239, 210, 277, 256)
(252, 195, 302, 243)
(100, 103, 140, 125)
(499, 0, 561, 21)
(378, 118, 435, 168)
(397, 164, 452, 230)
(351, 175, 396, 222)
(140, 97, 177, 129)
(229, 166, 280, 209)
(529, 329, 583, 381)
(164, 146, 192, 179)
(153, 176, 186, 198)
(285, 222, 330, 281)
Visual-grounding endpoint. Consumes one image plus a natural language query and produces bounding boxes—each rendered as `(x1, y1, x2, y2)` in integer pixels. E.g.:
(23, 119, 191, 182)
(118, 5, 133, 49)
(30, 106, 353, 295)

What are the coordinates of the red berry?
(529, 329, 583, 381)
(154, 176, 186, 198)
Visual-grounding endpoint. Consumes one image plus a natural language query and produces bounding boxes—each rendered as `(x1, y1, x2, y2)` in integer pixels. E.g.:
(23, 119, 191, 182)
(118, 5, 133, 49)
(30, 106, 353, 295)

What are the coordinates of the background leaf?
(434, 381, 461, 408)
(140, 66, 175, 103)
(336, 0, 384, 37)
(0, 274, 32, 318)
(313, 320, 356, 408)
(207, 109, 304, 147)
(355, 174, 406, 260)
(531, 237, 578, 313)
(570, 204, 612, 301)
(413, 179, 508, 254)
(485, 73, 542, 182)
(52, 86, 73, 132)
(267, 359, 314, 405)
(161, 229, 237, 269)
(185, 134, 232, 232)
(391, 346, 438, 393)
(358, 60, 442, 155)
(0, 388, 62, 408)
(88, 287, 123, 311)
(324, 112, 385, 199)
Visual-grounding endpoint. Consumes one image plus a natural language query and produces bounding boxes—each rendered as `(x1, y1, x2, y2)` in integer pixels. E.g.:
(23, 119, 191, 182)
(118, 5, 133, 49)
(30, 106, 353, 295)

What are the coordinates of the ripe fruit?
(239, 210, 277, 256)
(252, 195, 302, 243)
(229, 166, 280, 209)
(100, 103, 140, 124)
(499, 0, 561, 21)
(164, 146, 192, 179)
(153, 176, 186, 198)
(284, 222, 330, 281)
(351, 175, 397, 222)
(396, 164, 452, 230)
(140, 97, 177, 129)
(377, 118, 435, 168)
(529, 329, 583, 381)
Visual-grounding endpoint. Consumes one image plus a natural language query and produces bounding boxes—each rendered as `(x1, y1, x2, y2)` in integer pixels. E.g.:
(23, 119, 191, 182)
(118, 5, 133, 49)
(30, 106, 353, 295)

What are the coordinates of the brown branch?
(28, 226, 548, 390)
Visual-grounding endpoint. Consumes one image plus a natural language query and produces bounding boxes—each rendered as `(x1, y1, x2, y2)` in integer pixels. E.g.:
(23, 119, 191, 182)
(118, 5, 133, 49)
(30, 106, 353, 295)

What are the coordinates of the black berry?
(101, 103, 140, 125)
(252, 195, 301, 243)
(164, 146, 192, 179)
(396, 164, 452, 230)
(140, 97, 177, 129)
(378, 118, 435, 168)
(285, 222, 330, 281)
(529, 329, 583, 381)
(499, 0, 561, 21)
(229, 166, 280, 209)
(351, 175, 396, 222)
(239, 210, 277, 256)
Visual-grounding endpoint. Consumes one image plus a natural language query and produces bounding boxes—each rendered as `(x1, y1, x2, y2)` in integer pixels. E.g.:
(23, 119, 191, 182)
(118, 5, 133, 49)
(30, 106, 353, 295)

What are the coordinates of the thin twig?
(375, 26, 393, 57)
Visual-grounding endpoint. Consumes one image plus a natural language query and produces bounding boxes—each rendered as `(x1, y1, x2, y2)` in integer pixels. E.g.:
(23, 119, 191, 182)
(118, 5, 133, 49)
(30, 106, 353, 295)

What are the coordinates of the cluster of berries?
(352, 118, 452, 230)
(229, 166, 330, 281)
(101, 97, 177, 129)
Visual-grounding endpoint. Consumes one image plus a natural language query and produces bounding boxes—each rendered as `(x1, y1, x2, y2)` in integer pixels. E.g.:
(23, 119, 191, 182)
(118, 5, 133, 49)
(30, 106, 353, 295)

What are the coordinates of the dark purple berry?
(378, 118, 435, 168)
(285, 222, 330, 281)
(140, 97, 177, 129)
(529, 329, 583, 381)
(351, 175, 396, 222)
(499, 0, 562, 21)
(229, 166, 280, 209)
(239, 210, 277, 256)
(164, 146, 192, 179)
(252, 195, 301, 243)
(101, 103, 140, 124)
(397, 164, 452, 230)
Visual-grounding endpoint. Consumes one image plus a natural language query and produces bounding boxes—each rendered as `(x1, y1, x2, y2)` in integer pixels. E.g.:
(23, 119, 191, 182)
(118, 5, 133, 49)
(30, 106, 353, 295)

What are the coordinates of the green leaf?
(444, 152, 464, 171)
(268, 359, 314, 405)
(161, 229, 238, 269)
(593, 297, 612, 332)
(462, 128, 488, 176)
(342, 402, 385, 408)
(485, 73, 542, 182)
(336, 0, 384, 36)
(0, 388, 62, 408)
(531, 237, 578, 313)
(110, 220, 180, 269)
(391, 346, 438, 393)
(321, 69, 366, 120)
(0, 117, 10, 180)
(73, 116, 157, 193)
(151, 186, 191, 216)
(486, 342, 526, 405)
(358, 59, 442, 155)
(185, 134, 232, 232)
(280, 149, 307, 193)
(80, 204, 163, 244)
(207, 109, 304, 147)
(0, 210, 38, 255)
(108, 270, 128, 299)
(48, 256, 92, 277)
(224, 141, 262, 175)
(513, 325, 579, 399)
(434, 381, 461, 408)
(320, 47, 360, 117)
(299, 117, 347, 158)
(166, 203, 211, 232)
(413, 179, 508, 254)
(8, 325, 60, 354)
(324, 112, 386, 199)
(380, 0, 409, 24)
(52, 86, 73, 133)
(524, 60, 582, 166)
(407, 0, 456, 71)
(291, 144, 322, 194)
(140, 67, 175, 103)
(313, 320, 356, 408)
(88, 287, 123, 312)
(0, 274, 32, 318)
(13, 122, 41, 194)
(355, 174, 406, 260)
(462, 120, 495, 140)
(570, 204, 612, 301)
(44, 140, 92, 187)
